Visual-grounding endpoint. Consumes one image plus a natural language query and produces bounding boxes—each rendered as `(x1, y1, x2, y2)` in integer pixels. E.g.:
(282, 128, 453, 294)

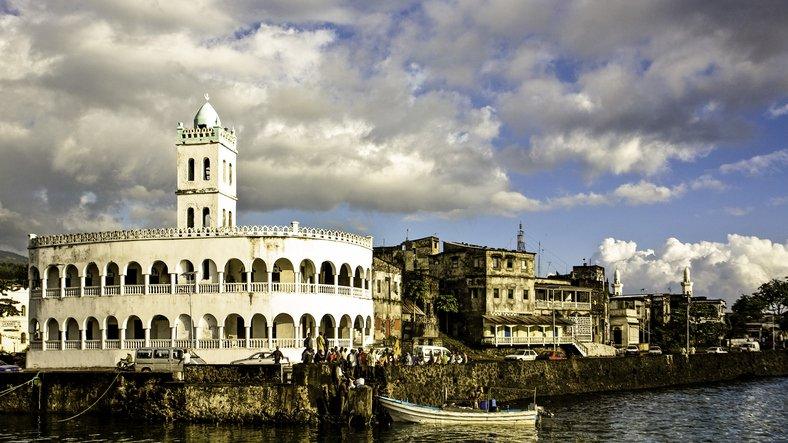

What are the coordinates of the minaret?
(516, 222, 525, 252)
(681, 266, 693, 296)
(175, 94, 238, 229)
(612, 268, 623, 295)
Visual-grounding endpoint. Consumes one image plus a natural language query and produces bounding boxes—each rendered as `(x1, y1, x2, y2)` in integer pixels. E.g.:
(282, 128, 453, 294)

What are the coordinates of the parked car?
(648, 346, 663, 355)
(0, 359, 21, 372)
(134, 348, 206, 372)
(706, 347, 728, 354)
(504, 349, 538, 361)
(624, 345, 641, 356)
(231, 351, 291, 366)
(739, 342, 760, 352)
(537, 351, 566, 361)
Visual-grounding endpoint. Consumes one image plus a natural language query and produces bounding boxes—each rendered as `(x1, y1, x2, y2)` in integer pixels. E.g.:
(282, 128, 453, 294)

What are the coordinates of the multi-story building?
(371, 257, 402, 341)
(0, 285, 29, 353)
(608, 294, 651, 346)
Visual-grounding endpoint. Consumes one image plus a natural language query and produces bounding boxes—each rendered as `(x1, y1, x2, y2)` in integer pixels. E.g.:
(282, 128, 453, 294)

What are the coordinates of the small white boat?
(378, 396, 540, 425)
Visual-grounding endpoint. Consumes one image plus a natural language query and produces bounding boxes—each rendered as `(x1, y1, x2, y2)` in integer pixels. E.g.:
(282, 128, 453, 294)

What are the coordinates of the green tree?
(402, 271, 431, 305)
(0, 262, 26, 317)
(730, 294, 767, 335)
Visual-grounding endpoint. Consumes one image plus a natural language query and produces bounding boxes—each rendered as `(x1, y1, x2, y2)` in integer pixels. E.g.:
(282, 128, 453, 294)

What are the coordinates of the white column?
(80, 328, 86, 350)
(170, 273, 177, 294)
(60, 329, 65, 350)
(119, 274, 126, 295)
(333, 325, 339, 348)
(194, 276, 200, 294)
(267, 325, 273, 349)
(267, 272, 273, 291)
(295, 272, 301, 293)
(170, 326, 177, 347)
(494, 325, 499, 346)
(99, 274, 105, 296)
(79, 275, 86, 297)
(144, 328, 150, 347)
(349, 326, 355, 349)
(244, 326, 251, 348)
(100, 328, 106, 350)
(41, 277, 48, 298)
(119, 328, 126, 348)
(218, 271, 225, 293)
(244, 271, 252, 291)
(143, 274, 150, 294)
(59, 275, 65, 298)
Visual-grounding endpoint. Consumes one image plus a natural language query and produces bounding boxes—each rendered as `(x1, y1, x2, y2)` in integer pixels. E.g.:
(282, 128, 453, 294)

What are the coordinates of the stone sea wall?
(383, 350, 788, 406)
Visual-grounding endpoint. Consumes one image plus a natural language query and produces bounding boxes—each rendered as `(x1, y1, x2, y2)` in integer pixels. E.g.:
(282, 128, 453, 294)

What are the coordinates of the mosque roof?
(194, 94, 221, 128)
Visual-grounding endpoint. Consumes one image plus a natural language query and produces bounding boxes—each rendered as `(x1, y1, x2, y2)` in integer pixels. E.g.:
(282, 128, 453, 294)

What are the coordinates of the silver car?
(231, 351, 290, 365)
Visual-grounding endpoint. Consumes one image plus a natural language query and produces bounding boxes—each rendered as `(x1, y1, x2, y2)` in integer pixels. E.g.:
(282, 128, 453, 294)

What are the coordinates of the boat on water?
(378, 396, 540, 425)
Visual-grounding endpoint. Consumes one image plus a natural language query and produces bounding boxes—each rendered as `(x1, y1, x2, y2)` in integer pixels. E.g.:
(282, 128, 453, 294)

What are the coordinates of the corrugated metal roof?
(402, 300, 425, 316)
(482, 314, 573, 326)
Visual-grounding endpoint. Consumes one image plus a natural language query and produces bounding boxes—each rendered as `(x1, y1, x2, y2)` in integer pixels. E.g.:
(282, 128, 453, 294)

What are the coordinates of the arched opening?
(45, 265, 60, 289)
(228, 210, 233, 227)
(229, 163, 233, 185)
(188, 158, 195, 181)
(65, 318, 80, 341)
(177, 260, 195, 284)
(84, 317, 100, 340)
(200, 259, 218, 283)
(353, 316, 364, 346)
(365, 269, 371, 290)
(176, 314, 193, 340)
(272, 313, 295, 340)
(224, 314, 245, 339)
(339, 315, 352, 340)
(64, 265, 79, 289)
(319, 261, 335, 285)
(105, 262, 120, 286)
(29, 319, 41, 341)
(84, 263, 100, 288)
(251, 259, 268, 282)
(29, 266, 41, 289)
(46, 318, 60, 341)
(150, 315, 171, 339)
(203, 158, 210, 180)
(105, 316, 119, 340)
(299, 259, 316, 288)
(199, 314, 218, 339)
(338, 264, 352, 287)
(150, 261, 170, 284)
(365, 316, 372, 337)
(223, 160, 227, 183)
(319, 314, 336, 340)
(126, 315, 144, 339)
(125, 261, 143, 285)
(202, 207, 210, 228)
(187, 207, 195, 228)
(272, 258, 294, 285)
(353, 266, 364, 288)
(613, 327, 622, 346)
(299, 314, 316, 339)
(224, 259, 245, 283)
(251, 314, 268, 339)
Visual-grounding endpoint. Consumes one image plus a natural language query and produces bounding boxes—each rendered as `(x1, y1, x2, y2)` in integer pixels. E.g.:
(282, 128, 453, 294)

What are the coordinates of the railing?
(332, 338, 352, 349)
(247, 338, 268, 348)
(125, 284, 144, 295)
(124, 339, 145, 349)
(31, 288, 42, 299)
(199, 283, 220, 293)
(45, 340, 60, 350)
(249, 282, 267, 292)
(270, 282, 295, 293)
(337, 286, 351, 296)
(535, 300, 592, 310)
(481, 335, 576, 346)
(222, 338, 246, 348)
(83, 286, 100, 296)
(105, 339, 121, 349)
(174, 339, 191, 348)
(352, 287, 365, 298)
(196, 339, 220, 349)
(29, 224, 374, 250)
(271, 338, 298, 348)
(64, 287, 80, 297)
(104, 285, 120, 295)
(175, 284, 195, 294)
(45, 288, 60, 297)
(30, 340, 43, 350)
(299, 283, 316, 293)
(149, 284, 170, 294)
(317, 284, 335, 294)
(85, 340, 101, 349)
(150, 339, 171, 348)
(64, 340, 80, 349)
(224, 282, 247, 293)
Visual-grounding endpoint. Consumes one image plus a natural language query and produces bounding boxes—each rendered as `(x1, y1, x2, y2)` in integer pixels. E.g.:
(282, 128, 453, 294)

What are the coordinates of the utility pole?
(537, 241, 541, 277)
(686, 294, 691, 355)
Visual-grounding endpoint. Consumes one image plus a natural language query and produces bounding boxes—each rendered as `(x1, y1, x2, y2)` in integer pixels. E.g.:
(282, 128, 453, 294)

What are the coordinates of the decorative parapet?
(29, 223, 373, 249)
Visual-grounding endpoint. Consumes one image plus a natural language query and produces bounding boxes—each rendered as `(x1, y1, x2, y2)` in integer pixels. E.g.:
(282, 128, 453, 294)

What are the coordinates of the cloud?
(769, 196, 788, 206)
(767, 102, 788, 118)
(723, 206, 753, 217)
(594, 235, 788, 305)
(719, 149, 788, 175)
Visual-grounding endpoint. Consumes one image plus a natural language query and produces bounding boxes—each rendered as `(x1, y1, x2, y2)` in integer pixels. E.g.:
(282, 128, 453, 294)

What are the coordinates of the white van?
(134, 348, 205, 372)
(739, 342, 760, 352)
(413, 345, 452, 363)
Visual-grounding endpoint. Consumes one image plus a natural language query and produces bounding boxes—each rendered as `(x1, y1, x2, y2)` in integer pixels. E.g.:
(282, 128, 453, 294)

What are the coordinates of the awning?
(483, 314, 573, 326)
(402, 300, 426, 316)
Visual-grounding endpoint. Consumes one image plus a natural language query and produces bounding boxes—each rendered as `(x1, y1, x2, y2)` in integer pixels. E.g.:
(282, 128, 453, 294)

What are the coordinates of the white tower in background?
(516, 222, 526, 252)
(175, 94, 238, 229)
(681, 266, 693, 296)
(612, 268, 623, 295)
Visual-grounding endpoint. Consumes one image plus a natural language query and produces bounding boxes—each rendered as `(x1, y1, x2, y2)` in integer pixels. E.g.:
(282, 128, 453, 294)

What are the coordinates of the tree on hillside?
(0, 262, 26, 317)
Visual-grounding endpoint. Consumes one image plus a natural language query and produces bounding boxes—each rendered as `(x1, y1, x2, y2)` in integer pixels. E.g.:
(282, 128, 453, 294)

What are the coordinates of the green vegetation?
(0, 262, 26, 317)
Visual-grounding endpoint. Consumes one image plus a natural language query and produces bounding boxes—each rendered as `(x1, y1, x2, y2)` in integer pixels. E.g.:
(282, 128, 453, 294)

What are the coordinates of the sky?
(0, 1, 786, 305)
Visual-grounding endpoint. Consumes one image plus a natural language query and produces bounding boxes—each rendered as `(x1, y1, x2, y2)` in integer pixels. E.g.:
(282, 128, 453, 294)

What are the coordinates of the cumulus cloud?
(723, 206, 753, 217)
(719, 149, 788, 175)
(594, 235, 788, 305)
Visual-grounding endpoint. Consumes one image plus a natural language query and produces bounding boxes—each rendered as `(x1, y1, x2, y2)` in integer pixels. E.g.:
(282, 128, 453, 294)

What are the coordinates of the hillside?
(0, 250, 26, 264)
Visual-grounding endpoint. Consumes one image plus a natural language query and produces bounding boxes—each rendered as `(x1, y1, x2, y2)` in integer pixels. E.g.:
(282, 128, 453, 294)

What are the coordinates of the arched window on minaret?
(187, 208, 195, 228)
(188, 159, 195, 181)
(223, 160, 227, 183)
(203, 158, 211, 180)
(228, 210, 233, 227)
(203, 207, 210, 228)
(229, 163, 233, 185)
(202, 260, 210, 281)
(222, 209, 227, 227)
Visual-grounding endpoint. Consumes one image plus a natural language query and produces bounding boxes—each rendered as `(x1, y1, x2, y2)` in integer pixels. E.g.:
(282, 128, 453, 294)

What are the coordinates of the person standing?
(271, 346, 284, 365)
(317, 332, 325, 354)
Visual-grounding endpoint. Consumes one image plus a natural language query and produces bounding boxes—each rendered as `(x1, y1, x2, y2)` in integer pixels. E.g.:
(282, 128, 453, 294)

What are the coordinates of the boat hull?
(378, 397, 538, 425)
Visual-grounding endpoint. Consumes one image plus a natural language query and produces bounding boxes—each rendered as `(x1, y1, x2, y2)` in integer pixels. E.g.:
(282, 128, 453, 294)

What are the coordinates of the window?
(473, 258, 480, 267)
(222, 209, 227, 227)
(523, 289, 529, 300)
(21, 305, 26, 315)
(154, 349, 170, 359)
(223, 160, 227, 183)
(521, 259, 527, 270)
(493, 257, 500, 268)
(508, 289, 514, 299)
(203, 158, 211, 180)
(136, 349, 153, 359)
(229, 163, 233, 185)
(202, 260, 210, 281)
(188, 158, 195, 181)
(470, 288, 476, 298)
(228, 210, 233, 227)
(451, 257, 459, 268)
(187, 208, 195, 228)
(506, 258, 513, 269)
(377, 280, 381, 293)
(202, 207, 210, 228)
(493, 288, 499, 298)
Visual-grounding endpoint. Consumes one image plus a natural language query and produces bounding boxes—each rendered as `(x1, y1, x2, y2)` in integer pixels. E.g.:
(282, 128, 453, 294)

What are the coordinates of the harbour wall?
(382, 351, 788, 406)
(0, 351, 785, 423)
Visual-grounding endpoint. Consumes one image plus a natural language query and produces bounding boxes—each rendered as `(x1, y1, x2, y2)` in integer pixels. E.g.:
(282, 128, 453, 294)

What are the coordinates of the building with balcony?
(608, 295, 651, 347)
(0, 285, 29, 353)
(26, 98, 374, 368)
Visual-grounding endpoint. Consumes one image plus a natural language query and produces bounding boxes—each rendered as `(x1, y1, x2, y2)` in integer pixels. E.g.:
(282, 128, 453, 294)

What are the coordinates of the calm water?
(0, 378, 785, 442)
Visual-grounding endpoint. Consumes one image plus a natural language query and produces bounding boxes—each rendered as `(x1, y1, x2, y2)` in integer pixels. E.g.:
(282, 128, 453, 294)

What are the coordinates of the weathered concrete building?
(0, 285, 29, 353)
(371, 257, 402, 341)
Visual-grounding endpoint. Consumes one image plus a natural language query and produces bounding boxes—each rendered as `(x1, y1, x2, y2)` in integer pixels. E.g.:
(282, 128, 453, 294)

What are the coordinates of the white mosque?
(26, 97, 374, 368)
